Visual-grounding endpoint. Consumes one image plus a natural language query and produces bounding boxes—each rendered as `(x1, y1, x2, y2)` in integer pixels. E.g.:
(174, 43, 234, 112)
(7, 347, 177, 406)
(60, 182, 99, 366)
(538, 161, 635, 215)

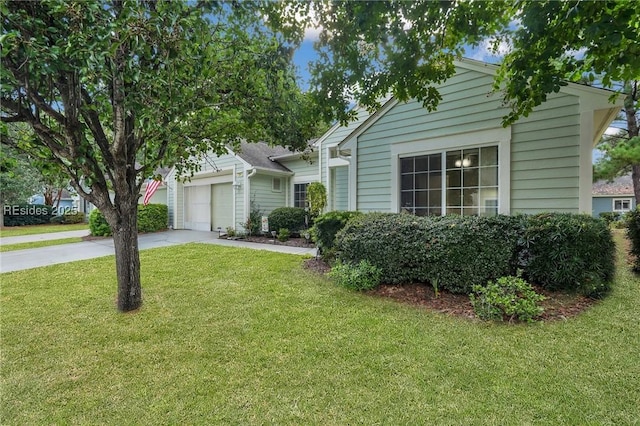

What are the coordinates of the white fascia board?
(338, 97, 399, 150)
(250, 167, 294, 177)
(269, 150, 318, 161)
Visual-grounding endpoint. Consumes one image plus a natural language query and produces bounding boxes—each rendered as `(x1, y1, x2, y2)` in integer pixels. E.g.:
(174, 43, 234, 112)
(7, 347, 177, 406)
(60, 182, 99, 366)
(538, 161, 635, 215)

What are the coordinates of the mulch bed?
(239, 235, 315, 248)
(303, 257, 601, 322)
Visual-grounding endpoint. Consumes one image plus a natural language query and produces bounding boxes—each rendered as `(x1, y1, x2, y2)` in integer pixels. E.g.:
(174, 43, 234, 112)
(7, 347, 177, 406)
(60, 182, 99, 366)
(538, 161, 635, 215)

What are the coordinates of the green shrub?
(268, 207, 306, 234)
(522, 213, 615, 296)
(277, 228, 290, 242)
(3, 204, 54, 226)
(49, 215, 65, 224)
(62, 211, 85, 224)
(310, 210, 363, 257)
(89, 209, 111, 236)
(226, 226, 236, 237)
(307, 182, 327, 218)
(243, 200, 263, 236)
(328, 260, 382, 291)
(599, 211, 621, 225)
(627, 207, 640, 272)
(335, 213, 524, 294)
(470, 275, 545, 323)
(137, 203, 168, 233)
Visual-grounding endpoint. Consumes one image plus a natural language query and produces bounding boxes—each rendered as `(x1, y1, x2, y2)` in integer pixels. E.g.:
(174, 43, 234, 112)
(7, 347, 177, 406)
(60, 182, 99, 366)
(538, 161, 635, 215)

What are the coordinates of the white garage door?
(184, 185, 211, 231)
(211, 183, 233, 232)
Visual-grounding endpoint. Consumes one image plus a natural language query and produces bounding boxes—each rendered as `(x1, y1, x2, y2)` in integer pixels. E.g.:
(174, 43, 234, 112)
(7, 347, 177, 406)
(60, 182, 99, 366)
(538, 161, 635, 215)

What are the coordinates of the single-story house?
(166, 58, 622, 232)
(30, 189, 76, 214)
(592, 174, 637, 217)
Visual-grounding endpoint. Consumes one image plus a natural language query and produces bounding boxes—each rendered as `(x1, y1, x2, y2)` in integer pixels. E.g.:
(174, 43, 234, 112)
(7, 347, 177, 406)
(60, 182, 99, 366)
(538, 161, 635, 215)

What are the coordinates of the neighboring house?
(592, 174, 637, 217)
(30, 189, 76, 214)
(167, 58, 622, 232)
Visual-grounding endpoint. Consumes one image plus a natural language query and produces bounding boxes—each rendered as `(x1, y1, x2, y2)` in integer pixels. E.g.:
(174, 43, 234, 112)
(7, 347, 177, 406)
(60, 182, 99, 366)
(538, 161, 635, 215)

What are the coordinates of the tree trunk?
(624, 82, 639, 204)
(109, 202, 142, 312)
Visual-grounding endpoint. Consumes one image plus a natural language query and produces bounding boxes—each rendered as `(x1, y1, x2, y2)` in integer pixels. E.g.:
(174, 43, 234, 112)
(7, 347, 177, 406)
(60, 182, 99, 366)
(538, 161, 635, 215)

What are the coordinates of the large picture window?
(294, 183, 308, 208)
(400, 146, 499, 216)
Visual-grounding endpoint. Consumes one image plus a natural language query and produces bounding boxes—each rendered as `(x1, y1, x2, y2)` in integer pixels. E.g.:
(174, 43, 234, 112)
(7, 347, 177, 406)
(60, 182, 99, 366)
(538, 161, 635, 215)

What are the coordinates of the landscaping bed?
(304, 258, 600, 322)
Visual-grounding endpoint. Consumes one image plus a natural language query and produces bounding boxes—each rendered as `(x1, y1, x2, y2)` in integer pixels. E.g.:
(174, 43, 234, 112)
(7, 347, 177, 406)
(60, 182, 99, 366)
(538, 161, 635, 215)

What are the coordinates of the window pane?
(447, 189, 462, 206)
(447, 169, 461, 188)
(401, 191, 413, 208)
(427, 208, 442, 216)
(415, 156, 429, 172)
(429, 171, 442, 189)
(429, 154, 442, 171)
(463, 188, 479, 206)
(446, 151, 462, 169)
(463, 207, 478, 216)
(415, 191, 428, 207)
(481, 146, 498, 166)
(401, 174, 414, 190)
(401, 158, 414, 173)
(463, 168, 479, 187)
(415, 173, 428, 190)
(463, 148, 479, 168)
(480, 166, 498, 186)
(429, 190, 442, 207)
(414, 208, 429, 217)
(446, 207, 462, 215)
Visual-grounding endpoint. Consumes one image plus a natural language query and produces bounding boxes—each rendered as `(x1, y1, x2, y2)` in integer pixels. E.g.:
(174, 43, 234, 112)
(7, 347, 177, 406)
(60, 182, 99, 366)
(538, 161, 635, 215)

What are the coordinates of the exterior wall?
(331, 166, 349, 211)
(138, 187, 167, 205)
(353, 68, 583, 214)
(279, 156, 318, 181)
(592, 195, 637, 217)
(510, 96, 581, 213)
(248, 173, 287, 217)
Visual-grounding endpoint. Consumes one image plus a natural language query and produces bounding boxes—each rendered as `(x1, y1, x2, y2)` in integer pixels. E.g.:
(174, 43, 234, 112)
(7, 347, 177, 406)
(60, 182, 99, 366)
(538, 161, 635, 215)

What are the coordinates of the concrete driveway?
(0, 230, 316, 273)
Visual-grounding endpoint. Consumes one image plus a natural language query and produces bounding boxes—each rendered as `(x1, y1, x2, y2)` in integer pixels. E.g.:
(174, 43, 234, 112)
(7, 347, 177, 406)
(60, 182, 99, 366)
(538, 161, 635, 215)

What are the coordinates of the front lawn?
(0, 223, 88, 237)
(0, 237, 83, 252)
(1, 238, 638, 424)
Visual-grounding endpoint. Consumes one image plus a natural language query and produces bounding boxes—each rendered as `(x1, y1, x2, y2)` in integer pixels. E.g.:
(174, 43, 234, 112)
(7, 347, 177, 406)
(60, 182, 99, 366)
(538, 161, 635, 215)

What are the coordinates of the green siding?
(249, 174, 287, 217)
(331, 166, 349, 211)
(279, 157, 318, 180)
(355, 67, 583, 214)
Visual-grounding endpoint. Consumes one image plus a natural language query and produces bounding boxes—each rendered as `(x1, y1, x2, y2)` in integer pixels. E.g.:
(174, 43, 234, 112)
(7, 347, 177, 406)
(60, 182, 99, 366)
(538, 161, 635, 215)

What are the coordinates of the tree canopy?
(1, 0, 317, 311)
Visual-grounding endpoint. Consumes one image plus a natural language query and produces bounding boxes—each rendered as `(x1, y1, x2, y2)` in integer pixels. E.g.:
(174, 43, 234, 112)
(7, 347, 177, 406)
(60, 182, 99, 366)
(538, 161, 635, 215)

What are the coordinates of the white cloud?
(470, 37, 511, 61)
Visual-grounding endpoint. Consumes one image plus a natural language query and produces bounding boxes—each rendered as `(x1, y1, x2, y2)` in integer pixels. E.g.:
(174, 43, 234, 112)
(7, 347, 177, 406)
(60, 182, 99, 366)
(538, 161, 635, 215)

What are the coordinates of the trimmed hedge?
(3, 204, 54, 226)
(334, 212, 615, 296)
(522, 213, 614, 296)
(268, 207, 307, 234)
(626, 207, 640, 272)
(335, 213, 524, 294)
(138, 204, 168, 233)
(89, 203, 168, 237)
(311, 210, 362, 256)
(62, 211, 85, 224)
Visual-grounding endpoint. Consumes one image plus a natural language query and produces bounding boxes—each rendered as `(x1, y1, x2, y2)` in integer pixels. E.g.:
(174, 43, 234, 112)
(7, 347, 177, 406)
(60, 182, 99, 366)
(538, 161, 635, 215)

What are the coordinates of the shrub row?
(3, 204, 54, 226)
(334, 212, 615, 297)
(89, 204, 168, 236)
(268, 207, 307, 234)
(627, 207, 640, 272)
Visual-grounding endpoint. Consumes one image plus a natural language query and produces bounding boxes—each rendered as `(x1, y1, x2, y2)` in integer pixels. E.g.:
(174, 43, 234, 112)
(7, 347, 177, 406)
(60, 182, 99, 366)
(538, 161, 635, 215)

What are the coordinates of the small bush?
(599, 211, 621, 225)
(62, 211, 85, 224)
(470, 275, 545, 323)
(243, 200, 263, 236)
(226, 226, 236, 237)
(268, 207, 306, 234)
(277, 228, 290, 242)
(627, 207, 640, 272)
(311, 210, 363, 258)
(49, 215, 65, 224)
(328, 260, 382, 291)
(522, 213, 615, 296)
(137, 203, 168, 233)
(3, 204, 54, 226)
(89, 209, 111, 236)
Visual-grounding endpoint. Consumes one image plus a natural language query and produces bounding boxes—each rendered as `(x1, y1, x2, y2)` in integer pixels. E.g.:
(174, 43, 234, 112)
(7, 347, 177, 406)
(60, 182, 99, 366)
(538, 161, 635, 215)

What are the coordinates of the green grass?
(1, 237, 639, 424)
(0, 237, 83, 252)
(0, 223, 87, 237)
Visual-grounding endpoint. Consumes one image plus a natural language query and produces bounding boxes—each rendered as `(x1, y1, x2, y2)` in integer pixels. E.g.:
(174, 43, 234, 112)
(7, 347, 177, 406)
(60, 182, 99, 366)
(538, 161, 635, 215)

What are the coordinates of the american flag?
(143, 179, 162, 205)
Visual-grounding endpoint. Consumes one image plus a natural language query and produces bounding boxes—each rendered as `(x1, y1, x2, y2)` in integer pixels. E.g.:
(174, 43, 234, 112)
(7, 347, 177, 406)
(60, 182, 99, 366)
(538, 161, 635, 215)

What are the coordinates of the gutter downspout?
(243, 168, 257, 223)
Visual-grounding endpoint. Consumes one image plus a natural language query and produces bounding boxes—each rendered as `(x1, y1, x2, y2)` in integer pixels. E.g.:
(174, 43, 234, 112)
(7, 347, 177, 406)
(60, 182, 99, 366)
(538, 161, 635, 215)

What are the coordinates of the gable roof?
(592, 174, 635, 196)
(234, 141, 293, 173)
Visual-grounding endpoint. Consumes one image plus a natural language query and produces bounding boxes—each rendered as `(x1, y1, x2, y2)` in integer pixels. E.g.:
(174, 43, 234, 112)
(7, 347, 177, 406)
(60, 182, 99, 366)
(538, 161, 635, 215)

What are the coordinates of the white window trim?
(612, 198, 633, 212)
(390, 127, 511, 215)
